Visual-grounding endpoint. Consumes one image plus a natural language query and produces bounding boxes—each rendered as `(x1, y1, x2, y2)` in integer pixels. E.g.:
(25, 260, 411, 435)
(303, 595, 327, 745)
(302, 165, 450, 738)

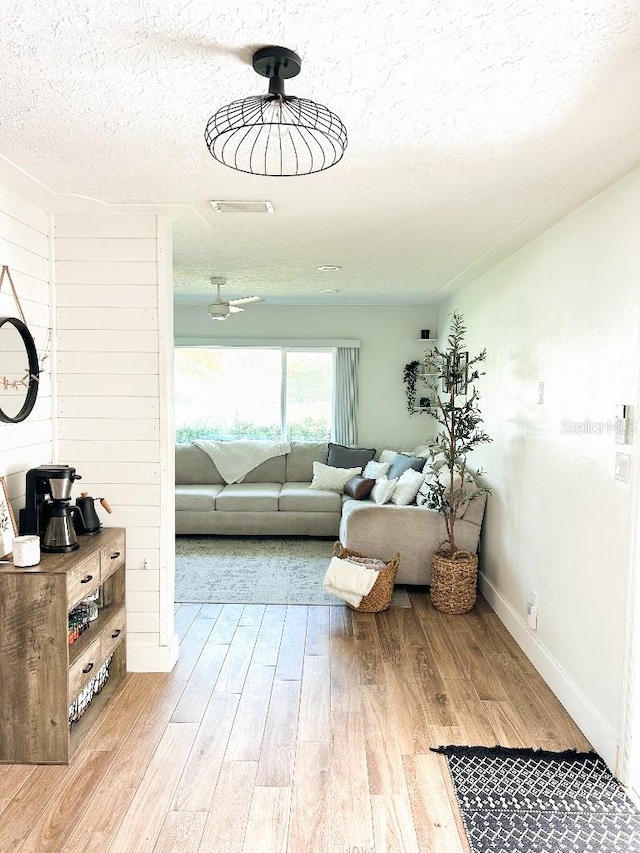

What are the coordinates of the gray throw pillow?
(387, 453, 425, 479)
(327, 442, 376, 469)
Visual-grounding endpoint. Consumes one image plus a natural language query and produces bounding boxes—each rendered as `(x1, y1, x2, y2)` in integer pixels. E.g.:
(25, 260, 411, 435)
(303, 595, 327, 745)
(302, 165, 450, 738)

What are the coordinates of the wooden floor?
(0, 592, 591, 853)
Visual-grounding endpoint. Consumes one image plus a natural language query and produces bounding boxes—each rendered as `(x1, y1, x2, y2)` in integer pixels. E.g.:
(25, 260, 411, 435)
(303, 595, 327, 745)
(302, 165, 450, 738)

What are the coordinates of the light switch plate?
(615, 452, 631, 483)
(615, 405, 627, 445)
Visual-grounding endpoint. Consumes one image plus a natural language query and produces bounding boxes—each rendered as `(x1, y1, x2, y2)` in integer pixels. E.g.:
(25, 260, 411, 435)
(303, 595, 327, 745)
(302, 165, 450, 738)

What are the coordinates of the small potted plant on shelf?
(404, 347, 439, 413)
(403, 360, 420, 413)
(422, 311, 491, 613)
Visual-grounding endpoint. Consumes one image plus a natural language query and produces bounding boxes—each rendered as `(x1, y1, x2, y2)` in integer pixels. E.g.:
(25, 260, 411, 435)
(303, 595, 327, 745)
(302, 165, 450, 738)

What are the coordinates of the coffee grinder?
(21, 465, 83, 552)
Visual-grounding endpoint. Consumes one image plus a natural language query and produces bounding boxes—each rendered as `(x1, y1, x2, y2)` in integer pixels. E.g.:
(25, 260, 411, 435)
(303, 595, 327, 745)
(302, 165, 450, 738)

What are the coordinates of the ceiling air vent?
(209, 200, 274, 214)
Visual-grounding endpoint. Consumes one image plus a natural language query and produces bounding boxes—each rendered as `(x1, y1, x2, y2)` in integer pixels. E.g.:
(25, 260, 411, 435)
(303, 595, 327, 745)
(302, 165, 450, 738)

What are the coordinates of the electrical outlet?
(143, 557, 149, 570)
(537, 382, 544, 404)
(527, 591, 538, 630)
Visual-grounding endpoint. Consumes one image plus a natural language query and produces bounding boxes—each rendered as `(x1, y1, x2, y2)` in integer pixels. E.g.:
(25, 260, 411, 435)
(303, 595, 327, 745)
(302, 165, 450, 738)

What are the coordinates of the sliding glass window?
(175, 347, 333, 442)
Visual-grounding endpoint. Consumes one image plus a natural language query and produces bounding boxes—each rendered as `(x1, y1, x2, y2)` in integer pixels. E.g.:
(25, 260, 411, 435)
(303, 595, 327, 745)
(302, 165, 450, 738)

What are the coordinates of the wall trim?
(619, 346, 640, 788)
(127, 633, 179, 673)
(479, 571, 620, 771)
(157, 216, 175, 650)
(48, 212, 58, 462)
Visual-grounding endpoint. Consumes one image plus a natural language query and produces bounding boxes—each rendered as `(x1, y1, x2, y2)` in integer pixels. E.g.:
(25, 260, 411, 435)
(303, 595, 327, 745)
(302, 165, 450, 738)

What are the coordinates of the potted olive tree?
(423, 311, 491, 613)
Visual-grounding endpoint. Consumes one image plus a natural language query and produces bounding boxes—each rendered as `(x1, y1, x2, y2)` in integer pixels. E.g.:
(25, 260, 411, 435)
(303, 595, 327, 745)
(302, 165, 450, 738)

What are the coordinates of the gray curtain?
(334, 347, 359, 445)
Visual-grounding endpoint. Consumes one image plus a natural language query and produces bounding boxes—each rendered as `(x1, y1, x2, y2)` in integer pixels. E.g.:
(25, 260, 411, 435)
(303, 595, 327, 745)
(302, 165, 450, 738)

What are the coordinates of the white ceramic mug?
(12, 535, 41, 567)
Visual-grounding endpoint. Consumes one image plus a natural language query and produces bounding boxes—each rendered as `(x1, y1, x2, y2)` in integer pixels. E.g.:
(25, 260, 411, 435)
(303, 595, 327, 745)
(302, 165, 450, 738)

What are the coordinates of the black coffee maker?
(21, 465, 83, 552)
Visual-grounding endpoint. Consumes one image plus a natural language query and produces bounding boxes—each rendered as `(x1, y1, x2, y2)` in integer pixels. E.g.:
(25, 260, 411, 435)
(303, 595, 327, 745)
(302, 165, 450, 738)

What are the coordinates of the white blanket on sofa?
(192, 439, 292, 484)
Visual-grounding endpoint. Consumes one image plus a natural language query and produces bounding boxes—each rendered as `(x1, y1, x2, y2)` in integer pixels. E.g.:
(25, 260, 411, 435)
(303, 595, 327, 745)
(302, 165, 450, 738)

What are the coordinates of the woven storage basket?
(430, 550, 478, 614)
(332, 542, 400, 613)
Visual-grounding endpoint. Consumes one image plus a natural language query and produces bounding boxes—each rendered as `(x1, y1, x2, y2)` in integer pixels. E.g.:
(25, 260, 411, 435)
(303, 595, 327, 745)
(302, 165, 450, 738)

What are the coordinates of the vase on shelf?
(422, 350, 438, 375)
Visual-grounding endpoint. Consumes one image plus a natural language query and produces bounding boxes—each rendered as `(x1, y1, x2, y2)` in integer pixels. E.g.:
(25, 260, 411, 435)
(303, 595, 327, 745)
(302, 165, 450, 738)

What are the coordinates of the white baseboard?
(126, 633, 179, 673)
(479, 572, 620, 772)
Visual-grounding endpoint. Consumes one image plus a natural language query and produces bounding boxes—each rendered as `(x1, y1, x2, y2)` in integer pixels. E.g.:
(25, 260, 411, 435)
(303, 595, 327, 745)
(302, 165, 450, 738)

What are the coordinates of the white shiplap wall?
(0, 186, 53, 520)
(54, 215, 176, 672)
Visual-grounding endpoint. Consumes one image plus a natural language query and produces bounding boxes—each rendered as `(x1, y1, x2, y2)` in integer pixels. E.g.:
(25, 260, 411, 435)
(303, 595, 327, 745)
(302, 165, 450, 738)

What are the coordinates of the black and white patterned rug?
(433, 745, 640, 853)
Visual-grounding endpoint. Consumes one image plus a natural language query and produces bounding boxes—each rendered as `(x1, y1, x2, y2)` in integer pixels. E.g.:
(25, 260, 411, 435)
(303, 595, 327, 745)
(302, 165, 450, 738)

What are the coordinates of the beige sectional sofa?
(175, 441, 486, 584)
(339, 492, 486, 585)
(175, 442, 343, 537)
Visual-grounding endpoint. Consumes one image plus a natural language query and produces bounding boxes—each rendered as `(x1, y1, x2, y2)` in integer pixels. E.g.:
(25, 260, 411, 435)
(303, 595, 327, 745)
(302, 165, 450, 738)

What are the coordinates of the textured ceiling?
(2, 0, 640, 305)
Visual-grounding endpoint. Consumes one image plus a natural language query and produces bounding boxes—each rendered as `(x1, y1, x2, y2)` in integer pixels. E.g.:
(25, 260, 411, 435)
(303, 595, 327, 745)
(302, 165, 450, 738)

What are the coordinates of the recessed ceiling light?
(319, 288, 340, 293)
(317, 264, 342, 271)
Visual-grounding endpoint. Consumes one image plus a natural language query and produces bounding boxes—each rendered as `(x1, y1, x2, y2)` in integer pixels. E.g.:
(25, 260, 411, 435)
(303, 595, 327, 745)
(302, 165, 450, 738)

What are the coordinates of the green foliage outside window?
(176, 416, 331, 444)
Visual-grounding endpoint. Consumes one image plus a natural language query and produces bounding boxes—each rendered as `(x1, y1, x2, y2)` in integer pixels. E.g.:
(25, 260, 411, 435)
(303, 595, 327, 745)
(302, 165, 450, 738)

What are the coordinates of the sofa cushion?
(327, 442, 376, 469)
(310, 461, 362, 492)
(279, 482, 343, 512)
(285, 442, 329, 481)
(460, 492, 487, 524)
(176, 443, 224, 485)
(243, 453, 287, 483)
(216, 483, 282, 512)
(387, 453, 426, 479)
(363, 460, 391, 479)
(370, 478, 398, 505)
(415, 478, 433, 508)
(390, 468, 424, 505)
(176, 484, 225, 511)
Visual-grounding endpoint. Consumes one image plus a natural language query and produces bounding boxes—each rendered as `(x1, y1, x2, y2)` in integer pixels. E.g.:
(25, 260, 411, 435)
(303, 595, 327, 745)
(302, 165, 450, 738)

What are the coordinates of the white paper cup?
(12, 535, 41, 567)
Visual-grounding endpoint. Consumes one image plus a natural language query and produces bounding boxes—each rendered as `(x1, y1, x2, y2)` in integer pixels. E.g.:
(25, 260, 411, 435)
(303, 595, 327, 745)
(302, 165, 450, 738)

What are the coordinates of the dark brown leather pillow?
(343, 475, 376, 500)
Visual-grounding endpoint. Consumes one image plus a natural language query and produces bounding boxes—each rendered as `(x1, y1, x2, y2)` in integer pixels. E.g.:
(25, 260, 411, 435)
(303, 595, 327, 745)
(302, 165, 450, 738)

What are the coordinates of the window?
(175, 347, 333, 443)
(285, 350, 333, 441)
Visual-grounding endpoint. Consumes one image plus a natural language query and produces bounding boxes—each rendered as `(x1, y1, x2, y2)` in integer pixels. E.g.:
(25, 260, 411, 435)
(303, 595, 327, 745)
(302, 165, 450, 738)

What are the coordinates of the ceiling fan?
(177, 277, 264, 320)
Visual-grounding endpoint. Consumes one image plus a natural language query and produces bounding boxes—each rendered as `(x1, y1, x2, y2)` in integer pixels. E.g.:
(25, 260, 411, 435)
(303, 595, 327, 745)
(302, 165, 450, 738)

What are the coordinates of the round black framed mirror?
(0, 316, 40, 424)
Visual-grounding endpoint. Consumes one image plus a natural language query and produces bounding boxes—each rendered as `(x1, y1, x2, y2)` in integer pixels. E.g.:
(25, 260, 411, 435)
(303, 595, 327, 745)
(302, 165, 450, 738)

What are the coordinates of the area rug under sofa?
(175, 535, 411, 606)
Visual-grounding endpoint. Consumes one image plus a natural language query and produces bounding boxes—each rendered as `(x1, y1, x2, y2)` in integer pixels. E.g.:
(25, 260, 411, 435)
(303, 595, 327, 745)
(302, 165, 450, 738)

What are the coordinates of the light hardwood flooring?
(0, 592, 591, 853)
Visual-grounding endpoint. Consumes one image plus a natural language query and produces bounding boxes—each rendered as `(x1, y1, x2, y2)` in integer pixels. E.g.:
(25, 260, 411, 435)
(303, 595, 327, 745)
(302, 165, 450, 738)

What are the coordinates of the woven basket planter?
(430, 550, 478, 614)
(333, 542, 400, 613)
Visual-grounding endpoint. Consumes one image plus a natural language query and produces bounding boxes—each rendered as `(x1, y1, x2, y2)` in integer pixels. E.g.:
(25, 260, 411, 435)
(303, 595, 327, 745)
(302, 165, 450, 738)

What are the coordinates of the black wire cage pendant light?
(204, 46, 348, 177)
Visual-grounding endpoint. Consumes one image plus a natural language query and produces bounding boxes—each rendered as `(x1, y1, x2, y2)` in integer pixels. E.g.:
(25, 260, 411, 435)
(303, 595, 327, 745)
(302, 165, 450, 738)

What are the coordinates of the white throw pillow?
(415, 477, 432, 507)
(310, 461, 362, 492)
(421, 451, 446, 477)
(412, 444, 432, 458)
(379, 449, 398, 464)
(363, 460, 391, 479)
(390, 468, 425, 506)
(370, 478, 398, 505)
(417, 468, 475, 513)
(436, 467, 476, 497)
